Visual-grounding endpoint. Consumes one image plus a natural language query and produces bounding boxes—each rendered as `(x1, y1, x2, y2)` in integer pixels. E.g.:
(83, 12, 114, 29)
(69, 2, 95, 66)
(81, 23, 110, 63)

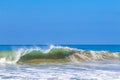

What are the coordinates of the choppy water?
(0, 45, 120, 80)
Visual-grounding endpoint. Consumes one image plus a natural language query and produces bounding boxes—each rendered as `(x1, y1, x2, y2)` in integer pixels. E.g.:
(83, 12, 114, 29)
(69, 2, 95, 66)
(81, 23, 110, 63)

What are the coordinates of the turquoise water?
(0, 45, 120, 80)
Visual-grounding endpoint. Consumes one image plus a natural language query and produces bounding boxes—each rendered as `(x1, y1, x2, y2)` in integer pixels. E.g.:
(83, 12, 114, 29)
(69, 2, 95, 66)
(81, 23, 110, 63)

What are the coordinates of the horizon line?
(0, 44, 120, 46)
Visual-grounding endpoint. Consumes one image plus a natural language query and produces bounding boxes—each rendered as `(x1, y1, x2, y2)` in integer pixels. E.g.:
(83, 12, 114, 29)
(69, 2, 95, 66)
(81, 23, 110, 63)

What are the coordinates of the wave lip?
(0, 45, 119, 64)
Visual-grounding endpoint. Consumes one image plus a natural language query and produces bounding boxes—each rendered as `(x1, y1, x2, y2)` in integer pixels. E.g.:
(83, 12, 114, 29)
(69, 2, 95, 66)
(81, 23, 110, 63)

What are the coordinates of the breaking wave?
(0, 45, 120, 64)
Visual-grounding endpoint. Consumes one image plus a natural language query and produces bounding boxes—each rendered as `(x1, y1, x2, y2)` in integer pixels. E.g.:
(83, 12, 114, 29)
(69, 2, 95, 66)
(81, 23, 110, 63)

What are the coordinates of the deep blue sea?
(0, 45, 120, 52)
(0, 45, 120, 80)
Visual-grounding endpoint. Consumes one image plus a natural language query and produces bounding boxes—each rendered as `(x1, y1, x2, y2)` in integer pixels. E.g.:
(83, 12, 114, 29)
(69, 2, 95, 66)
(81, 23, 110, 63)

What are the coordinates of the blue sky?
(0, 0, 120, 44)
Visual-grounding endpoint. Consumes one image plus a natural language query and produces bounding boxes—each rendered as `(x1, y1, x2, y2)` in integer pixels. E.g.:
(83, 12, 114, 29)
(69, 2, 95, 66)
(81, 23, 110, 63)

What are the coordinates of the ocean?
(0, 45, 120, 80)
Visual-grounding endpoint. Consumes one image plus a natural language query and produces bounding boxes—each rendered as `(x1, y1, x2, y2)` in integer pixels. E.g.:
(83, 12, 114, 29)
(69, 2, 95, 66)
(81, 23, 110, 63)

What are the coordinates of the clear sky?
(0, 0, 120, 44)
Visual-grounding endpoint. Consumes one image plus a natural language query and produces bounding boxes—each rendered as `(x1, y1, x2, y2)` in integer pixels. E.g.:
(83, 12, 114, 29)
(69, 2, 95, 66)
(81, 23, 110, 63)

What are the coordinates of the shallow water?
(0, 61, 120, 80)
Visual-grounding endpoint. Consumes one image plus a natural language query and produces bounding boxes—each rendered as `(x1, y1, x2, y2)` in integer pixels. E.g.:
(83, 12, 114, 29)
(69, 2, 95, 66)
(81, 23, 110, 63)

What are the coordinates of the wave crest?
(0, 45, 119, 64)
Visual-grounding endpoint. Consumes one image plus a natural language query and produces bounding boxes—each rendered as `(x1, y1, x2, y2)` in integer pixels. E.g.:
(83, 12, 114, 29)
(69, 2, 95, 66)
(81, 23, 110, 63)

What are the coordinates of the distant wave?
(0, 45, 120, 64)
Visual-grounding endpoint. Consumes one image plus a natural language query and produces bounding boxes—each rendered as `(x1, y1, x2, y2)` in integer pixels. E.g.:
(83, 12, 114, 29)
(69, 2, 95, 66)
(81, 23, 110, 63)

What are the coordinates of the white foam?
(0, 63, 120, 80)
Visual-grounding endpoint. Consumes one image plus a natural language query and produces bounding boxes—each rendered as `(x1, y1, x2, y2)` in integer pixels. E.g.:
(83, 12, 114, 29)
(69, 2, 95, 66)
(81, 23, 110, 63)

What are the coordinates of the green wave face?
(18, 48, 73, 63)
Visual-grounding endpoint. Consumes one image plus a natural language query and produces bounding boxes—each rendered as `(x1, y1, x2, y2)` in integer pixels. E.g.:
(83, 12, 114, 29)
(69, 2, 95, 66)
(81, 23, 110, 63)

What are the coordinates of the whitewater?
(0, 45, 120, 80)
